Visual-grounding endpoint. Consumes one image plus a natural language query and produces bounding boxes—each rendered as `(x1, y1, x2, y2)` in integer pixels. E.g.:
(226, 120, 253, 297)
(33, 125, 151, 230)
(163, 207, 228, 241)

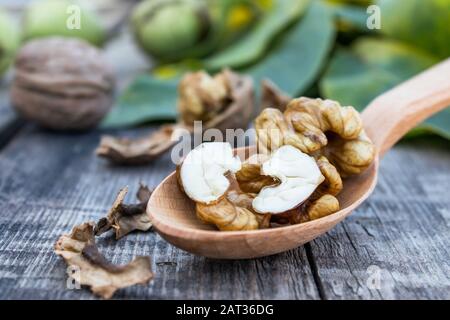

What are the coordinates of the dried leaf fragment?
(54, 222, 153, 299)
(96, 124, 180, 165)
(260, 79, 291, 112)
(95, 184, 153, 239)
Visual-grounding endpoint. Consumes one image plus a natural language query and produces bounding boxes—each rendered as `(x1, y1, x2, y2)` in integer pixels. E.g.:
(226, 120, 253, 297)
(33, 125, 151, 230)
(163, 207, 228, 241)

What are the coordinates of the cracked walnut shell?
(178, 69, 254, 133)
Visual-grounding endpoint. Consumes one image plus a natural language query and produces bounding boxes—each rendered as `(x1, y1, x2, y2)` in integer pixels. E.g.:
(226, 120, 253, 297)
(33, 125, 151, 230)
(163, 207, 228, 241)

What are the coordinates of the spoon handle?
(362, 58, 450, 157)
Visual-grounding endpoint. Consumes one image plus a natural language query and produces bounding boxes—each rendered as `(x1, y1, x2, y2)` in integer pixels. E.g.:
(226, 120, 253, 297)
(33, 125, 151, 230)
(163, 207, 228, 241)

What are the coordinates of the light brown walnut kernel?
(254, 96, 375, 177)
(227, 189, 271, 229)
(307, 195, 340, 221)
(284, 97, 363, 154)
(324, 131, 376, 177)
(314, 156, 343, 197)
(254, 108, 304, 154)
(196, 197, 259, 231)
(235, 154, 278, 194)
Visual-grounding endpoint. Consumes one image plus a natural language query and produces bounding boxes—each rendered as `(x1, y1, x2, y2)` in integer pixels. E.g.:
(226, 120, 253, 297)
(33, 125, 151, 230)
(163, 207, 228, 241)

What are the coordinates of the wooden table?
(0, 30, 449, 301)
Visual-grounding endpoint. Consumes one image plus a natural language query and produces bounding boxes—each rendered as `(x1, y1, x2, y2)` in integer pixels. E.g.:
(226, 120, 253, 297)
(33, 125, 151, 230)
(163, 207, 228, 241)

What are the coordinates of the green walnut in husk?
(0, 9, 20, 77)
(131, 0, 219, 62)
(23, 0, 106, 46)
(378, 0, 450, 59)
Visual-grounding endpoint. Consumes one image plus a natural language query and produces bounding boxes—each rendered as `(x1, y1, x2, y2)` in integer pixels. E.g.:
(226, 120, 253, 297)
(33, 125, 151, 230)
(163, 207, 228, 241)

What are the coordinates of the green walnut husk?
(131, 0, 217, 62)
(23, 0, 106, 47)
(0, 9, 20, 77)
(327, 0, 372, 5)
(377, 0, 450, 59)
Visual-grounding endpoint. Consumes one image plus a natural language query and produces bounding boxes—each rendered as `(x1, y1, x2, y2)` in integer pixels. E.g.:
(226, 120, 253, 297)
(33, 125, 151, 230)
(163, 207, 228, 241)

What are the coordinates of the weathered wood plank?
(308, 139, 450, 300)
(0, 84, 24, 151)
(0, 80, 18, 128)
(0, 126, 320, 299)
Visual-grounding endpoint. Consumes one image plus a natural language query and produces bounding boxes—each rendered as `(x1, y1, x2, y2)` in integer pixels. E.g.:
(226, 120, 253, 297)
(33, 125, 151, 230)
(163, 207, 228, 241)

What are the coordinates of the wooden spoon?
(147, 59, 450, 259)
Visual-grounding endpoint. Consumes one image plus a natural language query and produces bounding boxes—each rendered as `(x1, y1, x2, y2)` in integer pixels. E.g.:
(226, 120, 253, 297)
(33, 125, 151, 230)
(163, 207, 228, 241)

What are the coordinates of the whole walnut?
(11, 37, 115, 131)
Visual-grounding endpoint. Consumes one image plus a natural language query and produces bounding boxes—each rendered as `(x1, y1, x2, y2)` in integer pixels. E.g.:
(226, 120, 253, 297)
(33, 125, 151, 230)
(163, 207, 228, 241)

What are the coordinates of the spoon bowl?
(148, 147, 378, 259)
(147, 59, 450, 259)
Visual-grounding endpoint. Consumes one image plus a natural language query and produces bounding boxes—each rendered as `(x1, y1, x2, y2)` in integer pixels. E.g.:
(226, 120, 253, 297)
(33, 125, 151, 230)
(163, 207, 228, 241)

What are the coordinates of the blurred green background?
(0, 0, 449, 139)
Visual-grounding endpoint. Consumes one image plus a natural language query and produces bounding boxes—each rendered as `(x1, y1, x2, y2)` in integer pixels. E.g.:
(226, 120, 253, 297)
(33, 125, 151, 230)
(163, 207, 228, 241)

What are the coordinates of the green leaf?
(102, 76, 178, 128)
(0, 9, 20, 76)
(320, 38, 450, 139)
(377, 0, 450, 59)
(204, 0, 311, 70)
(103, 1, 335, 129)
(245, 0, 336, 96)
(417, 109, 450, 140)
(326, 3, 369, 31)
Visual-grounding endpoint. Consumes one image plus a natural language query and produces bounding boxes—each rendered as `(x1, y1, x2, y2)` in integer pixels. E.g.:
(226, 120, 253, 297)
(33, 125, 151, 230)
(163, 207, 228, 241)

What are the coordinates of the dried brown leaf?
(260, 79, 291, 112)
(54, 222, 153, 299)
(95, 184, 153, 239)
(96, 125, 179, 165)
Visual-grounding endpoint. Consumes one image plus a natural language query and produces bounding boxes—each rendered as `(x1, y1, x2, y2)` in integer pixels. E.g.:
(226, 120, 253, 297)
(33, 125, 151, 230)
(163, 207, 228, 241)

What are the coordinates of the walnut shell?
(11, 37, 115, 130)
(178, 69, 254, 133)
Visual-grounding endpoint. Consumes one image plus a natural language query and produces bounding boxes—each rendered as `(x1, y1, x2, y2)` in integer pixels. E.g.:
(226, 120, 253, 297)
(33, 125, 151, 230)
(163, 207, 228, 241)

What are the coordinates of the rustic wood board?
(0, 125, 448, 299)
(0, 86, 23, 151)
(0, 126, 319, 299)
(308, 139, 450, 300)
(0, 79, 16, 125)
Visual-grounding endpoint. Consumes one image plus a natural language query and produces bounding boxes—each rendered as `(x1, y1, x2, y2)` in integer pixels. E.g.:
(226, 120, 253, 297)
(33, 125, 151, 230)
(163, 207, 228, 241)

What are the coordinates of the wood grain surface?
(0, 126, 319, 299)
(0, 125, 448, 299)
(308, 141, 450, 299)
